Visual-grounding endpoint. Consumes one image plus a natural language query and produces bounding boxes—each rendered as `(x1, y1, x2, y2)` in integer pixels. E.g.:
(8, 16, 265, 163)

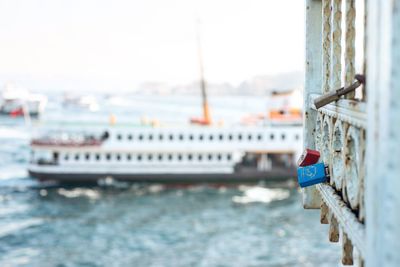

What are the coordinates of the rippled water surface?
(0, 96, 341, 266)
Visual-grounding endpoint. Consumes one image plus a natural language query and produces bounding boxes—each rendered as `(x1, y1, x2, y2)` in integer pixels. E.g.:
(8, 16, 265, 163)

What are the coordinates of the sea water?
(0, 95, 341, 266)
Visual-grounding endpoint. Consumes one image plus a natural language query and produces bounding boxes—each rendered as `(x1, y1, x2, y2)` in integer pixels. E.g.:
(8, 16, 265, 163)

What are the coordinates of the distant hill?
(237, 71, 304, 95)
(135, 71, 304, 95)
(0, 71, 304, 95)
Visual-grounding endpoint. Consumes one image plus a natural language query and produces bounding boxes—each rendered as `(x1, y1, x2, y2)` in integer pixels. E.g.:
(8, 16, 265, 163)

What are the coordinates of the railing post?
(366, 1, 400, 266)
(303, 0, 323, 209)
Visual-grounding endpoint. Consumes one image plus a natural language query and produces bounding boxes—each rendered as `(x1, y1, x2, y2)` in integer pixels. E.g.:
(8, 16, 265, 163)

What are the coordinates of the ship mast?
(192, 18, 211, 126)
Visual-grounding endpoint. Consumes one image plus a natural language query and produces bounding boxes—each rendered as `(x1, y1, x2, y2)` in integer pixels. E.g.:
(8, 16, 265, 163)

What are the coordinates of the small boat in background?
(0, 82, 47, 117)
(62, 93, 99, 112)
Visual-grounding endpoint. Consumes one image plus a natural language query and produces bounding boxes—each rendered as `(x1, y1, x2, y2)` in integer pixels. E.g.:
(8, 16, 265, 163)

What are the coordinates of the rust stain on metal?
(342, 233, 354, 265)
(321, 201, 329, 224)
(329, 212, 340, 242)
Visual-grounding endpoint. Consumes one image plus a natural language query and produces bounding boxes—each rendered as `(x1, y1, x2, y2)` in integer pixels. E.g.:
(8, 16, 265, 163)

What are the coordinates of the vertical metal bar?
(366, 0, 400, 266)
(322, 0, 332, 93)
(345, 0, 356, 98)
(362, 0, 368, 101)
(303, 0, 323, 209)
(378, 1, 400, 264)
(331, 0, 342, 91)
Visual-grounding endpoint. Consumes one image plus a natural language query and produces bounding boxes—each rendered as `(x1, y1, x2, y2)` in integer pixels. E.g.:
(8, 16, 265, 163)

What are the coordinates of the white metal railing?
(305, 0, 400, 266)
(304, 0, 367, 265)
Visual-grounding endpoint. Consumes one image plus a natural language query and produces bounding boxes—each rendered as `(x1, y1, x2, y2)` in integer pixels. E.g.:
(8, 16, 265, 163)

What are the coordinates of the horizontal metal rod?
(314, 74, 365, 109)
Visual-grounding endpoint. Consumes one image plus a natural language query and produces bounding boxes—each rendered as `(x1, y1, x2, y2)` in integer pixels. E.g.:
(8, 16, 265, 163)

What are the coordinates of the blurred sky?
(0, 0, 305, 91)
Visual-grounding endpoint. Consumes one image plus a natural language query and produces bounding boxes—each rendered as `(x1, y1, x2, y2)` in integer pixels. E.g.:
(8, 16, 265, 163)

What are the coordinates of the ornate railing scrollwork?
(332, 120, 347, 191)
(344, 126, 361, 210)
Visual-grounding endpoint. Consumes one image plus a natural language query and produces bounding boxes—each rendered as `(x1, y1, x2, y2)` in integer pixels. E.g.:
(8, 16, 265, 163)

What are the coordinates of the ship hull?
(28, 169, 295, 184)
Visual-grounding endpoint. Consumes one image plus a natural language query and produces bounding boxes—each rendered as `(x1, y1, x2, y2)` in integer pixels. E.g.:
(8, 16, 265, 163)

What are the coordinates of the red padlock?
(297, 149, 320, 167)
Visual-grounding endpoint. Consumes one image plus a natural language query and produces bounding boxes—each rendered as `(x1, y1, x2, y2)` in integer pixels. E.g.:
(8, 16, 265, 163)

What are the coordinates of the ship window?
(219, 134, 223, 141)
(208, 154, 213, 160)
(117, 134, 122, 140)
(127, 134, 133, 140)
(169, 134, 174, 141)
(248, 134, 252, 141)
(209, 135, 214, 141)
(217, 154, 222, 161)
(138, 134, 143, 141)
(189, 134, 194, 141)
(148, 154, 153, 160)
(106, 154, 111, 160)
(137, 155, 142, 161)
(64, 154, 69, 161)
(179, 134, 184, 140)
(257, 134, 263, 141)
(116, 154, 121, 161)
(227, 154, 232, 160)
(158, 154, 163, 161)
(75, 154, 80, 160)
(177, 154, 182, 161)
(199, 135, 204, 141)
(53, 152, 59, 162)
(85, 153, 90, 160)
(228, 134, 233, 141)
(238, 134, 243, 141)
(198, 154, 203, 161)
(188, 154, 193, 161)
(127, 154, 132, 161)
(159, 134, 163, 141)
(168, 154, 173, 161)
(148, 134, 153, 141)
(270, 133, 275, 140)
(295, 134, 300, 141)
(96, 154, 100, 161)
(281, 133, 286, 140)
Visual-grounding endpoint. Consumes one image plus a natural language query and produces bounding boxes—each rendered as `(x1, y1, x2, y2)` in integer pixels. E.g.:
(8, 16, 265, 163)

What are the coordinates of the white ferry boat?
(27, 82, 303, 184)
(28, 122, 302, 183)
(28, 82, 303, 184)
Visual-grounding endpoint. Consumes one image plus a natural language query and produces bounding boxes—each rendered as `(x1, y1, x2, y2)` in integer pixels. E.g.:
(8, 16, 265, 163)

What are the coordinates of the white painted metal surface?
(366, 1, 400, 266)
(303, 0, 323, 208)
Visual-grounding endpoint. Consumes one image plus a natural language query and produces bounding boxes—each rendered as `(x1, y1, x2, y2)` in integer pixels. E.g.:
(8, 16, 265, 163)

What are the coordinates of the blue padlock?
(297, 162, 329, 188)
